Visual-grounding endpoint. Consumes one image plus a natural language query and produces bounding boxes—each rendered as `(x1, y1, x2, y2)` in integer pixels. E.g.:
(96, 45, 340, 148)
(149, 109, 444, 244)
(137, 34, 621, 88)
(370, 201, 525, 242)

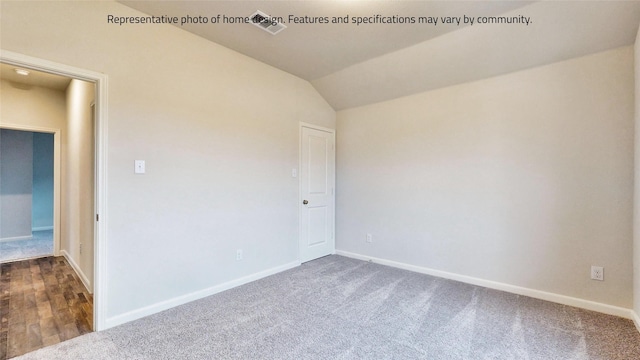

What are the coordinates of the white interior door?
(299, 124, 335, 263)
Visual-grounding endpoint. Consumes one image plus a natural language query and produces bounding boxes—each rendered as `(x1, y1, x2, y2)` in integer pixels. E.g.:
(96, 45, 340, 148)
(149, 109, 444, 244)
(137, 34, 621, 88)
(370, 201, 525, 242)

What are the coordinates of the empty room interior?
(2, 0, 640, 359)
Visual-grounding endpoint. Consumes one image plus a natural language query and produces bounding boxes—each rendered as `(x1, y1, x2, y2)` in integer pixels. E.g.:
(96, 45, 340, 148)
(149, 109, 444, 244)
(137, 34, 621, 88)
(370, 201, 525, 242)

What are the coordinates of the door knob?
(303, 200, 309, 205)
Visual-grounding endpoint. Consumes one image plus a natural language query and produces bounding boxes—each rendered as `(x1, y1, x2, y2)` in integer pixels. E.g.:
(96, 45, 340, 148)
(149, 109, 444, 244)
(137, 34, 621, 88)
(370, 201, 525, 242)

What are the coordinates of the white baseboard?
(32, 226, 53, 231)
(632, 311, 640, 334)
(336, 250, 634, 320)
(0, 235, 33, 243)
(61, 250, 93, 294)
(104, 260, 301, 329)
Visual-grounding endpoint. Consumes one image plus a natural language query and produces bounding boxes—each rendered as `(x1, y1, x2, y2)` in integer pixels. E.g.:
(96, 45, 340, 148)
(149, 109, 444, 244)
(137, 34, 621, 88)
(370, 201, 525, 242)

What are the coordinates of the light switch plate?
(134, 160, 145, 174)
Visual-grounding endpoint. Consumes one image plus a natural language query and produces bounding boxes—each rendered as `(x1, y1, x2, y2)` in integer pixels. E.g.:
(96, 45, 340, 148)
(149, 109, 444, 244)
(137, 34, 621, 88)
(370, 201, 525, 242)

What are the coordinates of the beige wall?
(0, 0, 335, 325)
(0, 79, 67, 130)
(337, 47, 634, 308)
(64, 79, 95, 291)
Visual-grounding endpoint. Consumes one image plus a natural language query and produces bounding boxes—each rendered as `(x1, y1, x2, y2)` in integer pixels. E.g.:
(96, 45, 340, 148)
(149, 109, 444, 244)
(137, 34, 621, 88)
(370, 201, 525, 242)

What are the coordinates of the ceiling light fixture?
(14, 68, 30, 76)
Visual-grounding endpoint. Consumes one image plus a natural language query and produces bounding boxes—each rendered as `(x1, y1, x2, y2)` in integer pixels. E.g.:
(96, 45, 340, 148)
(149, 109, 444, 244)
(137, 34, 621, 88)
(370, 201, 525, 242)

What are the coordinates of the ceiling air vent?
(249, 10, 286, 35)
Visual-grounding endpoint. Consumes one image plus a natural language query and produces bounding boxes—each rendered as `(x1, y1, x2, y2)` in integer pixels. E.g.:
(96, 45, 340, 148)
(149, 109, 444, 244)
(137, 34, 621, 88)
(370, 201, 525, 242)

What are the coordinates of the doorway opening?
(1, 50, 108, 335)
(0, 129, 55, 263)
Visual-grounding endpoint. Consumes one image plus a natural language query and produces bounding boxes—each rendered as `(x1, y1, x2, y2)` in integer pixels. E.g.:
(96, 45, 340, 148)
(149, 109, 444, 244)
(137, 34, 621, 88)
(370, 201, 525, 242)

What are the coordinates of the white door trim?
(298, 122, 336, 262)
(0, 124, 61, 256)
(1, 50, 109, 331)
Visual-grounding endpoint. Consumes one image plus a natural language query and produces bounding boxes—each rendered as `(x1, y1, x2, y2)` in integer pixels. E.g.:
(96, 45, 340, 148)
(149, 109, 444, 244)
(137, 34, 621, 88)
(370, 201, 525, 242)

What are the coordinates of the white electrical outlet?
(134, 160, 146, 174)
(366, 233, 373, 243)
(591, 266, 604, 281)
(236, 249, 243, 261)
(79, 243, 83, 255)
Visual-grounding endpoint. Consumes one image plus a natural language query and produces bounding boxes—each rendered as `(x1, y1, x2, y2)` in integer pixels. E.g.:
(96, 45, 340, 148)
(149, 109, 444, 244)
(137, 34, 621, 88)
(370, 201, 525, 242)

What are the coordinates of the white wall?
(633, 25, 640, 321)
(337, 47, 634, 308)
(32, 132, 54, 230)
(64, 79, 95, 291)
(0, 0, 335, 326)
(0, 129, 33, 239)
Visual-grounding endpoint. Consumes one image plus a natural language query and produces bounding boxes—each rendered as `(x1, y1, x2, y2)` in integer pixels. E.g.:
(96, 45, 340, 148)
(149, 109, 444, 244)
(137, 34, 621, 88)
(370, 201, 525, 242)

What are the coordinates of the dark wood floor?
(0, 256, 93, 359)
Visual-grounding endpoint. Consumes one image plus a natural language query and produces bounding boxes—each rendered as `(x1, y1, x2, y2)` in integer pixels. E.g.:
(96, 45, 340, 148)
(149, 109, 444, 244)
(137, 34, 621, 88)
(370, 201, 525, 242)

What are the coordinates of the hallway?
(0, 256, 92, 359)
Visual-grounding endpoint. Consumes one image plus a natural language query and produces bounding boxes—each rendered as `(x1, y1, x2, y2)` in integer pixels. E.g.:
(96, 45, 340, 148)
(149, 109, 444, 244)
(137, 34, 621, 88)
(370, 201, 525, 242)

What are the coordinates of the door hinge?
(96, 214, 99, 221)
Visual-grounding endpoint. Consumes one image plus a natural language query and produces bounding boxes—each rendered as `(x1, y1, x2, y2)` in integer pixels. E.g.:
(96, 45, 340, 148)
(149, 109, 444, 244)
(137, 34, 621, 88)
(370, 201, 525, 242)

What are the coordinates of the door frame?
(298, 122, 336, 262)
(0, 125, 61, 256)
(1, 50, 109, 331)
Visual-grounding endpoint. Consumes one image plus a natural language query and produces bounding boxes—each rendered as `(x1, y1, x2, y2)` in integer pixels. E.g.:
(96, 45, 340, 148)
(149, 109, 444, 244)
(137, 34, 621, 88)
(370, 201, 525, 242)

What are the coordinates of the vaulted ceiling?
(120, 1, 640, 110)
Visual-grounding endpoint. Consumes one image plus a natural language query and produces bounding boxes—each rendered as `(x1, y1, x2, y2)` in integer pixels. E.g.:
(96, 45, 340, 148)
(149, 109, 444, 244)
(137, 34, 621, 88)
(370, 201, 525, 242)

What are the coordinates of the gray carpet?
(14, 255, 640, 359)
(0, 230, 53, 264)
